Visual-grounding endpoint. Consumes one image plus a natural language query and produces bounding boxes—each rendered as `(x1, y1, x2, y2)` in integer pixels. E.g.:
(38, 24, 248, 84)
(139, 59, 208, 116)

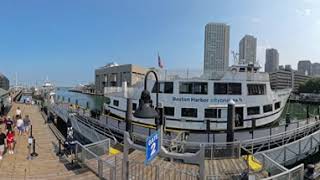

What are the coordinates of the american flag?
(158, 53, 163, 69)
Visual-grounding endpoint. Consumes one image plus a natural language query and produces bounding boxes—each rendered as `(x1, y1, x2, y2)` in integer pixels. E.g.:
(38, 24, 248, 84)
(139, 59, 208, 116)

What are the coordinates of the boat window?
(181, 108, 197, 118)
(179, 82, 208, 95)
(132, 103, 137, 111)
(193, 82, 208, 94)
(214, 83, 227, 94)
(152, 82, 174, 94)
(275, 102, 281, 110)
(239, 68, 245, 72)
(214, 83, 241, 95)
(164, 106, 175, 116)
(247, 106, 260, 115)
(263, 104, 273, 113)
(113, 100, 119, 107)
(205, 109, 222, 118)
(247, 84, 266, 95)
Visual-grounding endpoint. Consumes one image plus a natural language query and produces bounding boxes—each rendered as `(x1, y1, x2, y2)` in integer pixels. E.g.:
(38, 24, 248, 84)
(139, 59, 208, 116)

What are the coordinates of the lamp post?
(133, 70, 160, 126)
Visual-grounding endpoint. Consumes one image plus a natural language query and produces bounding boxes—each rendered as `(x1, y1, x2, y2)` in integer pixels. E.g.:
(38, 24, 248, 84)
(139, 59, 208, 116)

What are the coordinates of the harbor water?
(55, 87, 108, 111)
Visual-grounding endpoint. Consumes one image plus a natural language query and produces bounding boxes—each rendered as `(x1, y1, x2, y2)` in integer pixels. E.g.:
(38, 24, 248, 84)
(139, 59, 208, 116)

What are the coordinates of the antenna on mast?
(231, 51, 239, 65)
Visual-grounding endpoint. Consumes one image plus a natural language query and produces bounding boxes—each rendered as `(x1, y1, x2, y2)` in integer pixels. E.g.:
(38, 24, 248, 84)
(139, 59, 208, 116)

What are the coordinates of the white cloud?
(295, 8, 312, 16)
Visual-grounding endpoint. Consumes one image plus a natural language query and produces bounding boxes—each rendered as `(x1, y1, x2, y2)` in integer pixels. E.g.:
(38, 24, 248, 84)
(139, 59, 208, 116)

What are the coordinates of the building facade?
(264, 48, 279, 73)
(239, 35, 257, 64)
(203, 23, 230, 79)
(95, 64, 148, 95)
(297, 60, 311, 75)
(311, 63, 320, 76)
(0, 74, 9, 90)
(269, 70, 311, 92)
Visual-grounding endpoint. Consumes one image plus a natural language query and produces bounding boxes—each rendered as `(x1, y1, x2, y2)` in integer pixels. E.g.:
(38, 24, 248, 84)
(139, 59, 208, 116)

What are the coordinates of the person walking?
(16, 107, 22, 119)
(5, 116, 13, 132)
(16, 115, 24, 136)
(0, 128, 6, 160)
(23, 115, 31, 135)
(6, 129, 14, 154)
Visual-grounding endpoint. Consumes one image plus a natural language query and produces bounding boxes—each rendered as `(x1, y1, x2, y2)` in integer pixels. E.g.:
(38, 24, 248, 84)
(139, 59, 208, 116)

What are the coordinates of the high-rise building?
(264, 48, 279, 73)
(297, 60, 311, 75)
(203, 23, 230, 79)
(239, 35, 257, 64)
(311, 63, 320, 76)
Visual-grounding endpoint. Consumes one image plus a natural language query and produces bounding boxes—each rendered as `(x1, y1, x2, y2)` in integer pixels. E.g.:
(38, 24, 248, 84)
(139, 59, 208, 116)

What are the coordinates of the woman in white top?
(16, 115, 24, 136)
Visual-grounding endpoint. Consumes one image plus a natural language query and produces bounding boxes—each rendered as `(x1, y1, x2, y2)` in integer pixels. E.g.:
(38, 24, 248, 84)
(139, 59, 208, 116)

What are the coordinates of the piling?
(126, 98, 132, 136)
(227, 100, 235, 142)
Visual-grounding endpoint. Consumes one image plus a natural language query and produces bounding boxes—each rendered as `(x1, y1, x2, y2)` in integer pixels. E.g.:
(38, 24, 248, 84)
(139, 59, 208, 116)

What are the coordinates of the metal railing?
(127, 160, 199, 180)
(75, 139, 116, 180)
(254, 153, 304, 180)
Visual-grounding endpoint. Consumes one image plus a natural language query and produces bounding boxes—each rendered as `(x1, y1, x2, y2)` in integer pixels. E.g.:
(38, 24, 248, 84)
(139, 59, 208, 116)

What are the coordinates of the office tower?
(264, 48, 279, 73)
(297, 60, 311, 75)
(204, 23, 230, 79)
(239, 35, 257, 64)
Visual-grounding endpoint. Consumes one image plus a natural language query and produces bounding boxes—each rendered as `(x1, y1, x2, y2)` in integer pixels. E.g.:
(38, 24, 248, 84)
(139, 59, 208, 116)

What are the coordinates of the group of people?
(0, 107, 31, 160)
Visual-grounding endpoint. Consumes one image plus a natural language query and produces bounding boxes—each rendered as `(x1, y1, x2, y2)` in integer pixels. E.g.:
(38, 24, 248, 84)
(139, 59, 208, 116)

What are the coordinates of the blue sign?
(145, 131, 160, 164)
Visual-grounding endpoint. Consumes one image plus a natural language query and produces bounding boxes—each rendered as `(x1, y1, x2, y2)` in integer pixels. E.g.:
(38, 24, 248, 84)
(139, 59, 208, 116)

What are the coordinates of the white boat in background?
(104, 63, 291, 131)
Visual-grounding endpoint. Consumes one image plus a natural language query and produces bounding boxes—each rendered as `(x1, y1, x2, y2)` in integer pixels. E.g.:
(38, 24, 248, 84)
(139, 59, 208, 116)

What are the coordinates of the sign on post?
(145, 131, 160, 165)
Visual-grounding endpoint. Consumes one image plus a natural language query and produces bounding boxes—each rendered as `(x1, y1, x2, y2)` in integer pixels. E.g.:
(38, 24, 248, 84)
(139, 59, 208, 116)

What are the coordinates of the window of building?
(152, 82, 174, 94)
(132, 103, 137, 111)
(205, 109, 222, 118)
(247, 106, 260, 115)
(263, 104, 273, 113)
(247, 84, 266, 95)
(113, 100, 119, 107)
(181, 108, 197, 118)
(214, 83, 241, 95)
(179, 82, 208, 95)
(164, 107, 175, 116)
(275, 102, 281, 110)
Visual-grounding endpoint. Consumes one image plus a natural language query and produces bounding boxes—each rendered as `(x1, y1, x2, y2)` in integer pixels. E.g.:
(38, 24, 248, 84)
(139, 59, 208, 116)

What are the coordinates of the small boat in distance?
(104, 63, 291, 131)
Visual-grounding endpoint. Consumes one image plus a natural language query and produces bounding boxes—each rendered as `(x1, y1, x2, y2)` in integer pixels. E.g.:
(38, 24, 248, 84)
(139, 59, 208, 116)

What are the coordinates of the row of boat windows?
(112, 100, 281, 118)
(151, 82, 266, 95)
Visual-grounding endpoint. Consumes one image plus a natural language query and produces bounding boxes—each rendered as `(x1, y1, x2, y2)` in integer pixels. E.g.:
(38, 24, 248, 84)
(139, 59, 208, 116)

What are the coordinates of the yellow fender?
(243, 155, 263, 172)
(109, 147, 121, 155)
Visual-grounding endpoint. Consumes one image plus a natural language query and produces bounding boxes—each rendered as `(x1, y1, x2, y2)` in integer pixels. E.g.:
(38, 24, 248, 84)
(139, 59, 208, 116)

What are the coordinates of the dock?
(0, 103, 98, 180)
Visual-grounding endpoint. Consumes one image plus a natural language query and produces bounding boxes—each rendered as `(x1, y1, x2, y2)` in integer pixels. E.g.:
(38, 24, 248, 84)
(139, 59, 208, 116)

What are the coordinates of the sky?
(0, 0, 320, 86)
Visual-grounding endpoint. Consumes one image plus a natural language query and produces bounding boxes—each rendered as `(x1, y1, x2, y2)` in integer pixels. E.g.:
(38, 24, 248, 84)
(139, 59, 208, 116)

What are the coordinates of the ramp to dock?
(0, 103, 98, 180)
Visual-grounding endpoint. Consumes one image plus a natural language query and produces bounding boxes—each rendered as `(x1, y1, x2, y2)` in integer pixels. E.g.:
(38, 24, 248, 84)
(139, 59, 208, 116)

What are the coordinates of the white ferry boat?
(104, 64, 291, 131)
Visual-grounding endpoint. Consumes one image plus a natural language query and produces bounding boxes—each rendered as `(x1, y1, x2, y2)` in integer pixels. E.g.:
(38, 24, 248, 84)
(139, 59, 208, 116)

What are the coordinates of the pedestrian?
(23, 115, 31, 135)
(0, 128, 6, 160)
(16, 115, 24, 136)
(0, 101, 4, 116)
(16, 107, 22, 119)
(5, 116, 13, 132)
(6, 129, 14, 154)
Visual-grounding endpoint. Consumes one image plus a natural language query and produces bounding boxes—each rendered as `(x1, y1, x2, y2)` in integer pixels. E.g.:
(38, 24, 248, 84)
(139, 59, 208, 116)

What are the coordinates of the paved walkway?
(0, 103, 98, 180)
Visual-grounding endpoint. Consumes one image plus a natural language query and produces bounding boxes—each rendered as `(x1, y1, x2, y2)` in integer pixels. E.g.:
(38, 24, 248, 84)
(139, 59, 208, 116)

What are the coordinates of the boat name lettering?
(172, 97, 243, 103)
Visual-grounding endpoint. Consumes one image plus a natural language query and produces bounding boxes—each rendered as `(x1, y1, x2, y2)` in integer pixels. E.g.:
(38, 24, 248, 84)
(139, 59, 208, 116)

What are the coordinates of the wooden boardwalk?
(0, 103, 98, 180)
